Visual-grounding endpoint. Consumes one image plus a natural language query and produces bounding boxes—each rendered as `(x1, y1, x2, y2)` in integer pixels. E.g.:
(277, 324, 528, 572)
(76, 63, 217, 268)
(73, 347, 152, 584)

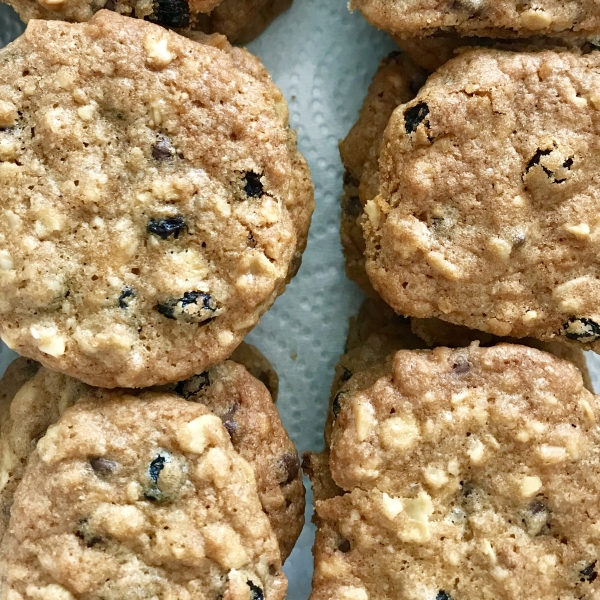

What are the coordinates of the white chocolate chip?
(520, 9, 552, 29)
(378, 415, 419, 452)
(364, 199, 381, 228)
(381, 492, 403, 519)
(536, 445, 567, 464)
(144, 33, 175, 69)
(399, 491, 434, 544)
(486, 237, 512, 260)
(468, 439, 486, 465)
(426, 251, 461, 280)
(580, 399, 596, 424)
(353, 397, 376, 443)
(0, 100, 17, 128)
(562, 223, 590, 240)
(77, 104, 95, 121)
(24, 584, 75, 600)
(176, 414, 227, 455)
(30, 325, 66, 357)
(521, 310, 538, 324)
(423, 466, 448, 488)
(447, 459, 460, 476)
(481, 539, 498, 564)
(0, 250, 13, 270)
(520, 475, 543, 498)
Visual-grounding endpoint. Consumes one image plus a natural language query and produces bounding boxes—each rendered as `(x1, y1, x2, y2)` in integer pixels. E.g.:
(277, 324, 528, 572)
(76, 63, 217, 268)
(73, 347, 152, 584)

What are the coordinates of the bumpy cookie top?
(314, 344, 600, 599)
(364, 48, 600, 351)
(351, 0, 600, 39)
(0, 12, 312, 388)
(0, 392, 287, 599)
(0, 349, 304, 560)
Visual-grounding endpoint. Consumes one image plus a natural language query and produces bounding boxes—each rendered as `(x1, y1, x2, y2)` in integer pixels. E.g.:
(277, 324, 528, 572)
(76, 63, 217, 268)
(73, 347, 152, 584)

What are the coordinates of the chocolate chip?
(338, 538, 351, 553)
(247, 580, 264, 600)
(118, 287, 135, 309)
(243, 172, 264, 198)
(151, 137, 174, 161)
(90, 457, 118, 477)
(220, 403, 239, 438)
(562, 317, 600, 343)
(436, 592, 453, 600)
(156, 291, 217, 324)
(147, 217, 187, 240)
(522, 497, 551, 536)
(278, 452, 300, 486)
(76, 518, 104, 548)
(144, 451, 170, 502)
(580, 561, 598, 583)
(342, 195, 362, 218)
(149, 0, 190, 28)
(174, 371, 211, 399)
(404, 102, 429, 135)
(452, 357, 470, 374)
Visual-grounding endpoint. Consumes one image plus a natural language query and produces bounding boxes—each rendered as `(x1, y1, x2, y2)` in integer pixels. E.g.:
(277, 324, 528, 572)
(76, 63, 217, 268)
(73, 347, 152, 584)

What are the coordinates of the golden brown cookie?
(0, 13, 313, 388)
(0, 392, 287, 599)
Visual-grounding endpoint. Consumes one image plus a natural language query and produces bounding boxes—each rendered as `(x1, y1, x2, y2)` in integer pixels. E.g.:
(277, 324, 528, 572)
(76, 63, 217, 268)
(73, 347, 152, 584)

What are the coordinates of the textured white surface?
(0, 1, 395, 597)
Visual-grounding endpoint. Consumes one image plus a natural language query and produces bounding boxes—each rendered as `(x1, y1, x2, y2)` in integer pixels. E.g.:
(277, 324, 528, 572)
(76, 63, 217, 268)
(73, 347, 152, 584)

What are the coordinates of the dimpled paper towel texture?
(1, 2, 599, 598)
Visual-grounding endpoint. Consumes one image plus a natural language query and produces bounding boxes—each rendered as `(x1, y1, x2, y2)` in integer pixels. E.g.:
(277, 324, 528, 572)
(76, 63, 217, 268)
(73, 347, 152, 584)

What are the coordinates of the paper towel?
(2, 2, 599, 598)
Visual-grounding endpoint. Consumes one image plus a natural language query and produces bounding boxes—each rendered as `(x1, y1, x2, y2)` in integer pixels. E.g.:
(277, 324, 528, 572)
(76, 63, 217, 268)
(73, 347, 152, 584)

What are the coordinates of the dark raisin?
(149, 0, 190, 28)
(147, 217, 187, 240)
(76, 518, 104, 548)
(404, 102, 429, 135)
(151, 137, 174, 161)
(341, 367, 353, 382)
(562, 317, 600, 343)
(342, 195, 362, 218)
(118, 287, 135, 309)
(90, 457, 118, 477)
(144, 451, 170, 502)
(332, 391, 346, 418)
(580, 561, 598, 583)
(103, 0, 116, 10)
(338, 538, 351, 553)
(278, 453, 300, 486)
(220, 403, 240, 438)
(522, 497, 551, 536)
(156, 291, 217, 324)
(243, 172, 264, 198)
(436, 592, 453, 600)
(247, 581, 264, 600)
(174, 371, 211, 399)
(343, 170, 360, 189)
(452, 357, 470, 374)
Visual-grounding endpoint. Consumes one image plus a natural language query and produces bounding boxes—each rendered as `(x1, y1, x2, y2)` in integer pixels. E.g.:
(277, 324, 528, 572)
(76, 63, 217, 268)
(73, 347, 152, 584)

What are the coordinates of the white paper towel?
(2, 2, 600, 598)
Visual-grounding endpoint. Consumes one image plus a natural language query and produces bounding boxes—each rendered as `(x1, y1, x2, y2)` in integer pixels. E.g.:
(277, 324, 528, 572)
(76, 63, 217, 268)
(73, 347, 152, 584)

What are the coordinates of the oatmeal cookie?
(0, 346, 304, 560)
(0, 12, 313, 388)
(351, 0, 600, 40)
(313, 343, 600, 599)
(364, 48, 600, 352)
(0, 392, 287, 598)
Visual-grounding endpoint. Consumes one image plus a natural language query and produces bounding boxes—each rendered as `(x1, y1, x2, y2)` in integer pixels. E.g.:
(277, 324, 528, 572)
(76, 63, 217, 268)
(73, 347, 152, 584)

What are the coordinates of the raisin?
(436, 592, 453, 600)
(76, 518, 103, 548)
(278, 453, 300, 486)
(404, 102, 429, 135)
(338, 538, 351, 553)
(247, 581, 264, 600)
(342, 195, 362, 218)
(149, 0, 190, 28)
(147, 216, 187, 240)
(103, 0, 116, 9)
(151, 137, 174, 161)
(580, 561, 598, 583)
(341, 367, 353, 382)
(522, 497, 551, 536)
(156, 291, 217, 324)
(562, 317, 600, 343)
(118, 287, 135, 309)
(343, 170, 360, 189)
(89, 457, 118, 477)
(220, 403, 239, 438)
(174, 371, 211, 399)
(144, 451, 170, 502)
(452, 357, 470, 374)
(243, 172, 264, 198)
(332, 391, 346, 418)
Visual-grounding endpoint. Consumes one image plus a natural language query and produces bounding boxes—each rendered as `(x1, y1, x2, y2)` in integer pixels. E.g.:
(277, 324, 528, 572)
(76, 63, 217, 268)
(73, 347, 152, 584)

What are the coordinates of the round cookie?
(363, 48, 600, 353)
(0, 392, 287, 599)
(350, 0, 600, 40)
(0, 348, 304, 560)
(0, 12, 313, 388)
(314, 343, 600, 599)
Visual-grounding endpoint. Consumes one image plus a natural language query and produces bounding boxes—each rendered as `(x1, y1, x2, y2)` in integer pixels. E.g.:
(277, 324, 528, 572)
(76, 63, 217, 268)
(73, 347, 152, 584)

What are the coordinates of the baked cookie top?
(315, 343, 600, 599)
(0, 12, 313, 388)
(364, 48, 600, 352)
(351, 0, 600, 40)
(0, 349, 304, 560)
(1, 392, 287, 599)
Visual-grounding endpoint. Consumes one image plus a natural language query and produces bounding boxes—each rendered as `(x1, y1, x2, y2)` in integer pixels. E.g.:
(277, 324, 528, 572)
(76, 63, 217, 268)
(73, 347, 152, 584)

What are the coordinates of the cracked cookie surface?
(0, 392, 287, 599)
(0, 12, 313, 387)
(363, 48, 600, 352)
(313, 343, 600, 600)
(0, 346, 304, 560)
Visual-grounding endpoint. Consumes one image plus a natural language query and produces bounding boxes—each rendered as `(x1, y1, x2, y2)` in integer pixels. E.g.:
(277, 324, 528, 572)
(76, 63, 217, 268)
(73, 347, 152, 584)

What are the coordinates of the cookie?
(350, 0, 600, 40)
(0, 346, 304, 560)
(3, 0, 291, 43)
(0, 12, 314, 388)
(363, 48, 600, 352)
(339, 52, 427, 298)
(312, 343, 600, 599)
(230, 341, 279, 402)
(0, 392, 287, 599)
